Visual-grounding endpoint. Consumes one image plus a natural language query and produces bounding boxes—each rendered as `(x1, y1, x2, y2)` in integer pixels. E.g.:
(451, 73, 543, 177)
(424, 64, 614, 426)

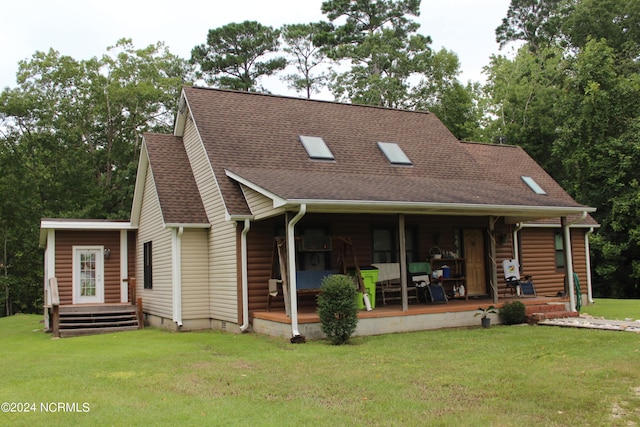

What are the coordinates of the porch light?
(104, 248, 111, 259)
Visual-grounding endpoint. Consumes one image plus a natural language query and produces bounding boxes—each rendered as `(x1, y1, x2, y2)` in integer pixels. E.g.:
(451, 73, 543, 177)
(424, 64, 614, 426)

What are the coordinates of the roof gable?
(143, 133, 208, 226)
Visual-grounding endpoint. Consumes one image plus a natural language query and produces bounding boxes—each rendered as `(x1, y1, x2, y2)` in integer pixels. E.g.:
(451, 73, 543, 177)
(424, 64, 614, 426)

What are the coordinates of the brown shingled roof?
(144, 133, 208, 225)
(181, 86, 592, 218)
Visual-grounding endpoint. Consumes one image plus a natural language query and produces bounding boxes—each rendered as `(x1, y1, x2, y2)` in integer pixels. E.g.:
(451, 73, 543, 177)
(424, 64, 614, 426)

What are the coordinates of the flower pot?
(481, 317, 491, 328)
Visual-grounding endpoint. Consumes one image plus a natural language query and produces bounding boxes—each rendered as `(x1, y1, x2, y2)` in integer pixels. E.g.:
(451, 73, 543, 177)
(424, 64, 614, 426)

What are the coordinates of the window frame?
(554, 232, 565, 270)
(143, 241, 153, 289)
(371, 226, 418, 264)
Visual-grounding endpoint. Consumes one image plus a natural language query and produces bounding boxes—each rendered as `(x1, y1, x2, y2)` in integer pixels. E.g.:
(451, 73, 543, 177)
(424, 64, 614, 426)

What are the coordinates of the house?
(40, 86, 597, 339)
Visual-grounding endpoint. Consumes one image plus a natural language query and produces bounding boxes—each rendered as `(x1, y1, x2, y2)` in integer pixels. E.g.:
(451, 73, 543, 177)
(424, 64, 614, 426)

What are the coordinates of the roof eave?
(164, 223, 211, 229)
(39, 219, 137, 247)
(280, 199, 596, 219)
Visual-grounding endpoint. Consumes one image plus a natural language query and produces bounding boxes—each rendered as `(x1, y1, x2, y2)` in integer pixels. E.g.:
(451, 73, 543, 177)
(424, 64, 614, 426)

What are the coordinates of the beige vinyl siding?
(180, 229, 209, 319)
(241, 185, 282, 219)
(182, 114, 238, 323)
(136, 162, 173, 318)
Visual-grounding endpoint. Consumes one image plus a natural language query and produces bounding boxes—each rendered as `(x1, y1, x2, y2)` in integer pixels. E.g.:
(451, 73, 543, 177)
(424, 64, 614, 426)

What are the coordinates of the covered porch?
(252, 295, 574, 339)
(244, 208, 592, 340)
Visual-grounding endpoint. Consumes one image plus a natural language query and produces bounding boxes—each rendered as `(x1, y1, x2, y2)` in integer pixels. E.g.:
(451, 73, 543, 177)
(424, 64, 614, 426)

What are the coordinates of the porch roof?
(39, 219, 136, 246)
(225, 166, 593, 221)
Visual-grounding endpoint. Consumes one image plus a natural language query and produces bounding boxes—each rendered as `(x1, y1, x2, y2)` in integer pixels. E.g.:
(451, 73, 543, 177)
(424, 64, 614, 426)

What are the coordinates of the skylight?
(377, 142, 412, 165)
(521, 176, 547, 195)
(299, 135, 334, 160)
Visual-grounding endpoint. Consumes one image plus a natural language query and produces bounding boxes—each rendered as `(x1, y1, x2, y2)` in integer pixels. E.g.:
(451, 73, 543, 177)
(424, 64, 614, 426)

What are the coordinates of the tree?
(488, 0, 640, 297)
(495, 0, 568, 52)
(320, 0, 432, 108)
(563, 0, 640, 58)
(413, 48, 484, 141)
(0, 39, 188, 315)
(482, 45, 566, 174)
(190, 21, 287, 92)
(280, 23, 329, 99)
(554, 38, 640, 297)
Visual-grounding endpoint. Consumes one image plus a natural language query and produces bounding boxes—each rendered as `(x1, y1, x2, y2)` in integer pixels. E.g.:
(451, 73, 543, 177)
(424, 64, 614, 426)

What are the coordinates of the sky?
(0, 0, 514, 97)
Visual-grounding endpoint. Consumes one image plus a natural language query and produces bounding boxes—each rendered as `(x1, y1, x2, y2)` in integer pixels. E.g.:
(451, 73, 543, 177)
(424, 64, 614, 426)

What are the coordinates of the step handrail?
(46, 277, 60, 337)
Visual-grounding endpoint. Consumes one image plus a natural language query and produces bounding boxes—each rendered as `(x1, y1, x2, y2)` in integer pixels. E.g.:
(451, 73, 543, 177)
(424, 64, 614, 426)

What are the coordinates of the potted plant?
(475, 305, 497, 328)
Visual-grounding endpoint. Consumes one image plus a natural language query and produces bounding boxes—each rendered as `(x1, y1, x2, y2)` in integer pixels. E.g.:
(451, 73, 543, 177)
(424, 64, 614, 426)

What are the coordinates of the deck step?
(525, 303, 567, 315)
(57, 306, 139, 337)
(59, 326, 139, 338)
(526, 309, 579, 324)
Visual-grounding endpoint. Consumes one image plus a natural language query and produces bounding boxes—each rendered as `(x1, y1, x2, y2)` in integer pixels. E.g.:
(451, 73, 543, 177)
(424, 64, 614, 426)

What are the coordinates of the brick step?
(526, 310, 579, 324)
(525, 304, 567, 315)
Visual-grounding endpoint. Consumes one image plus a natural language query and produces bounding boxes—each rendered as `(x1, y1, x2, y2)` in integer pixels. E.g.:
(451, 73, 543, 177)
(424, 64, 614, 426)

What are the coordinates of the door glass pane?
(80, 252, 96, 297)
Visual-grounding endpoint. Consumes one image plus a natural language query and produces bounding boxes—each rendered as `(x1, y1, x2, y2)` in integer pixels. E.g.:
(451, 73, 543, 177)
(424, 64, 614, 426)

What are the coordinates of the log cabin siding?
(519, 228, 588, 296)
(245, 215, 590, 313)
(182, 114, 238, 323)
(136, 163, 173, 318)
(246, 214, 511, 312)
(181, 229, 210, 319)
(247, 219, 281, 313)
(55, 230, 122, 305)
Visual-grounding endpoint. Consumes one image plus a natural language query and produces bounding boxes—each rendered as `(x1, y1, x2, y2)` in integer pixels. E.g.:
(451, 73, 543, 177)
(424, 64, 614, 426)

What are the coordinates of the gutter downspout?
(561, 217, 576, 312)
(173, 227, 184, 327)
(240, 219, 251, 332)
(512, 223, 524, 264)
(287, 204, 306, 338)
(585, 227, 595, 304)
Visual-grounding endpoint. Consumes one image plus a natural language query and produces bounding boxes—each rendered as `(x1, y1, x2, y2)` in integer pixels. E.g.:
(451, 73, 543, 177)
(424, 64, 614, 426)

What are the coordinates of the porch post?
(398, 214, 408, 311)
(488, 217, 498, 304)
(46, 229, 55, 284)
(120, 230, 128, 303)
(561, 217, 577, 311)
(585, 228, 595, 304)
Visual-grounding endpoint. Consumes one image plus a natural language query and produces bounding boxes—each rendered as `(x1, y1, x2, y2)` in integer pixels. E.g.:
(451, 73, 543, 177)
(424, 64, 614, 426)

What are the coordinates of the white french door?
(73, 246, 104, 304)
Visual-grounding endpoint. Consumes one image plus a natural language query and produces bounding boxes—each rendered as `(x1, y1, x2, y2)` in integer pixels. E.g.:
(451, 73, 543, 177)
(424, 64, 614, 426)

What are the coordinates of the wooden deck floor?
(253, 295, 568, 325)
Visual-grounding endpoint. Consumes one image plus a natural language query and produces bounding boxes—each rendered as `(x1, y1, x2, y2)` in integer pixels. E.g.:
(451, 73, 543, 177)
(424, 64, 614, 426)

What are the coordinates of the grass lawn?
(0, 300, 639, 426)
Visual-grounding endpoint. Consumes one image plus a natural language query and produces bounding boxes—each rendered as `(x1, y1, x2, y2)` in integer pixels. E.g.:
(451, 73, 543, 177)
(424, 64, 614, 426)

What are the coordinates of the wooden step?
(59, 325, 139, 338)
(59, 319, 139, 329)
(56, 305, 140, 337)
(59, 304, 135, 314)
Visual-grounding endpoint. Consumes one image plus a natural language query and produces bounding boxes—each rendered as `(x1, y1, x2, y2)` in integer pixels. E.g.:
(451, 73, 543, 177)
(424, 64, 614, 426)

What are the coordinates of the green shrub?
(317, 275, 358, 345)
(499, 301, 526, 325)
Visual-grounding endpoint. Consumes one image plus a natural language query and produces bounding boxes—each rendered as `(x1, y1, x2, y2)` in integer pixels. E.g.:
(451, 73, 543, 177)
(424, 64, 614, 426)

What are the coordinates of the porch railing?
(44, 277, 60, 337)
(127, 277, 144, 329)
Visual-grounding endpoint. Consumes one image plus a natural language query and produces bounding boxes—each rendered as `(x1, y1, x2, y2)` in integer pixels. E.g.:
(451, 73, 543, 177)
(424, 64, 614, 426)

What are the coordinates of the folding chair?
(502, 259, 536, 297)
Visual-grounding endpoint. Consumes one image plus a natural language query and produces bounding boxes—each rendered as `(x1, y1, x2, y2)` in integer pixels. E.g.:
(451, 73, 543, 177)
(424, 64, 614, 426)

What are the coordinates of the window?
(554, 232, 565, 269)
(297, 226, 332, 271)
(522, 176, 547, 195)
(143, 241, 153, 289)
(377, 142, 412, 165)
(371, 227, 418, 263)
(299, 135, 335, 160)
